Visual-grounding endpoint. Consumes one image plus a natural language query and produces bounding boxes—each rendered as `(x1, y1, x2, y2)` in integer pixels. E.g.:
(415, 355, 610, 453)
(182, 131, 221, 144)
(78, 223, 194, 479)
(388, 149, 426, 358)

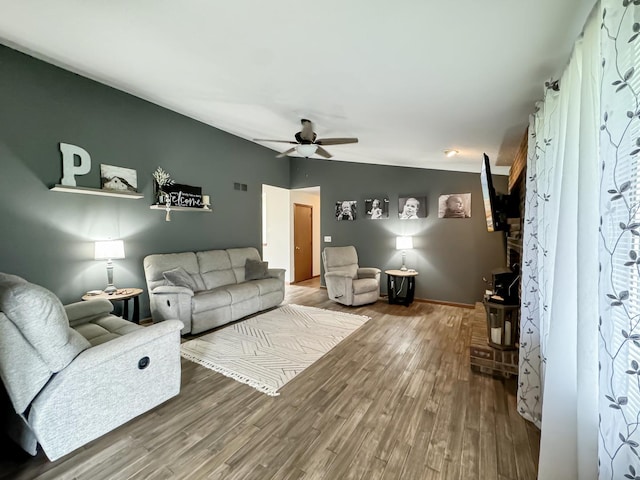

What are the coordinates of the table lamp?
(95, 240, 125, 294)
(396, 236, 413, 271)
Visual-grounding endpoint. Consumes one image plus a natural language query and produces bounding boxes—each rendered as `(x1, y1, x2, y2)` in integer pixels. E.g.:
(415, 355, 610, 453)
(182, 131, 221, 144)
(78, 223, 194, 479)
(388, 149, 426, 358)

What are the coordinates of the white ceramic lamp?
(395, 236, 413, 271)
(95, 240, 125, 294)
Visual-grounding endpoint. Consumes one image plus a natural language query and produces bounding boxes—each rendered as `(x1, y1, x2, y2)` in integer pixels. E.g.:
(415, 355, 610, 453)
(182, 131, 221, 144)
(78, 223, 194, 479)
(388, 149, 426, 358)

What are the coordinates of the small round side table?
(384, 269, 419, 306)
(82, 288, 144, 323)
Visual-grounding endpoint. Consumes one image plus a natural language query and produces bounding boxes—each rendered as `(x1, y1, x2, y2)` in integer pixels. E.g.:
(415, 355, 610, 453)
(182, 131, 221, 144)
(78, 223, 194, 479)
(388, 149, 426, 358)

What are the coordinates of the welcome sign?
(160, 183, 203, 208)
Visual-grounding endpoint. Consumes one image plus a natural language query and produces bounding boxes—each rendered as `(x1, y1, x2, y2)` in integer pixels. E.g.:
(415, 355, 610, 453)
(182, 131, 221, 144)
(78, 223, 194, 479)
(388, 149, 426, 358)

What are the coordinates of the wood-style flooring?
(0, 279, 540, 479)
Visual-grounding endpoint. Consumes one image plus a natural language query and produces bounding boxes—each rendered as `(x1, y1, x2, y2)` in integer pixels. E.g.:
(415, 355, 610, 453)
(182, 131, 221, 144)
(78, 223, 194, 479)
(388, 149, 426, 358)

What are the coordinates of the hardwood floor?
(0, 280, 540, 479)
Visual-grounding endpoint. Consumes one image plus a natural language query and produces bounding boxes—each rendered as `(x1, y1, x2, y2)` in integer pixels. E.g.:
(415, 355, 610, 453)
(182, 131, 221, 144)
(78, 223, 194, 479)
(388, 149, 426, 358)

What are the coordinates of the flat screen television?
(480, 153, 502, 232)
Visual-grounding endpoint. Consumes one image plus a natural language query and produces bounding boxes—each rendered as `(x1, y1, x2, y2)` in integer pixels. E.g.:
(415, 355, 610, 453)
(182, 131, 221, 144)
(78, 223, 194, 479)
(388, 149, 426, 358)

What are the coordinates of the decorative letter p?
(60, 143, 92, 186)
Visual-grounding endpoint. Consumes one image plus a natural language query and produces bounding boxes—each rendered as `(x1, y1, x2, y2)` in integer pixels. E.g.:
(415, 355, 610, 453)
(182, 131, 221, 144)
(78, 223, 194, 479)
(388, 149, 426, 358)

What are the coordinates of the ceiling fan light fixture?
(444, 149, 459, 158)
(296, 144, 318, 157)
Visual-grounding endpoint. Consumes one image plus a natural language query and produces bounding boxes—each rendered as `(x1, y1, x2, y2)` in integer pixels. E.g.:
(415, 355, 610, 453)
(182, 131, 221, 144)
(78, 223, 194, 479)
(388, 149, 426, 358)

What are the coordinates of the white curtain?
(598, 2, 640, 478)
(518, 4, 601, 478)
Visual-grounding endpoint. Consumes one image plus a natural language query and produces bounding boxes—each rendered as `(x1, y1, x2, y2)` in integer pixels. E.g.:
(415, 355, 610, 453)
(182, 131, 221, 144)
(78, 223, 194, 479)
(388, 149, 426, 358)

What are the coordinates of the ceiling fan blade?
(315, 137, 359, 146)
(315, 146, 333, 159)
(253, 139, 298, 144)
(276, 147, 297, 158)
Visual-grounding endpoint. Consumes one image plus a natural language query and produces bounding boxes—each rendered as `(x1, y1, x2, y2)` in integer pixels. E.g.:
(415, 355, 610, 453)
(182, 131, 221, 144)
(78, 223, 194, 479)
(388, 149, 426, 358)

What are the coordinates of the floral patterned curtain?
(518, 4, 602, 477)
(598, 2, 640, 478)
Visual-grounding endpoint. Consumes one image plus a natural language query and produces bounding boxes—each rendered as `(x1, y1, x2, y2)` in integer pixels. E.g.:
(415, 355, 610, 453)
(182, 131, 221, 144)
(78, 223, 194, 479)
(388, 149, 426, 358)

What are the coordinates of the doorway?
(293, 203, 313, 283)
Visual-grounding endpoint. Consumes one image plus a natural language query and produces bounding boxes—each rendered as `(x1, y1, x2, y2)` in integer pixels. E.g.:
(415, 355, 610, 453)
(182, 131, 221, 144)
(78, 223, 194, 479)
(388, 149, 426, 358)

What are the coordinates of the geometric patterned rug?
(180, 304, 371, 396)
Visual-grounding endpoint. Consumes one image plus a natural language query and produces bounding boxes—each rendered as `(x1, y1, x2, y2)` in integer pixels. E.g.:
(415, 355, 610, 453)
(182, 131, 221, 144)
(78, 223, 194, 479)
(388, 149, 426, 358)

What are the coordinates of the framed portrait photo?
(398, 195, 426, 219)
(438, 193, 471, 218)
(364, 197, 389, 219)
(335, 200, 357, 221)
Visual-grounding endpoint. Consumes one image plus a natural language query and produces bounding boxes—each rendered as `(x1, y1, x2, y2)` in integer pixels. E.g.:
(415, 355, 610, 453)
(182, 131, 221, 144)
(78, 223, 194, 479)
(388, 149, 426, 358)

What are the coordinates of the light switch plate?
(324, 236, 332, 242)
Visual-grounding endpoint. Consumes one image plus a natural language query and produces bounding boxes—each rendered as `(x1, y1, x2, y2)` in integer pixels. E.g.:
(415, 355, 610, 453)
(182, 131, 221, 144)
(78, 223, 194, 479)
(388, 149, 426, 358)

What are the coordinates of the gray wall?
(290, 158, 508, 305)
(0, 45, 289, 317)
(0, 43, 508, 317)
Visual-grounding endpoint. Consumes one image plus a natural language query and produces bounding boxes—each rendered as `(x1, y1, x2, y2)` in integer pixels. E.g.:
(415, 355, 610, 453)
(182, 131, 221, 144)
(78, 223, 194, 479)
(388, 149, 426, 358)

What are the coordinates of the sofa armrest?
(357, 267, 381, 279)
(151, 285, 194, 296)
(325, 271, 355, 279)
(267, 268, 286, 282)
(28, 319, 184, 460)
(65, 299, 113, 324)
(149, 287, 193, 334)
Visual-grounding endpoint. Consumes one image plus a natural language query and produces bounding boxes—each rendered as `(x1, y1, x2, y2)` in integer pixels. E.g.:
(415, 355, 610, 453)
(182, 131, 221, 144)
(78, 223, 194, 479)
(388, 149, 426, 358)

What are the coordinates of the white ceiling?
(0, 0, 596, 174)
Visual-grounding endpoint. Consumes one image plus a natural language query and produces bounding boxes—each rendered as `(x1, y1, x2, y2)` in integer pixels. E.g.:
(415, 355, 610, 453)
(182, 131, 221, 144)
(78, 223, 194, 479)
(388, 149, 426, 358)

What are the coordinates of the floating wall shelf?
(149, 205, 212, 213)
(50, 185, 144, 199)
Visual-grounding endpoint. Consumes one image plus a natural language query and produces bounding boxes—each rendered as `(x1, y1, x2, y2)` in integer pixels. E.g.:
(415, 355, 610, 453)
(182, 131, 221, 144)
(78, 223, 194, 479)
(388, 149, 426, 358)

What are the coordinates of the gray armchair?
(322, 246, 381, 306)
(0, 273, 183, 461)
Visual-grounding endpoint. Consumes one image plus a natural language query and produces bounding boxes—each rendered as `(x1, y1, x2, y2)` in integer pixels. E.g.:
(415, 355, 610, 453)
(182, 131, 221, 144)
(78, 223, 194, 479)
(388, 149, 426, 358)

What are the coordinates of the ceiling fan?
(253, 119, 358, 158)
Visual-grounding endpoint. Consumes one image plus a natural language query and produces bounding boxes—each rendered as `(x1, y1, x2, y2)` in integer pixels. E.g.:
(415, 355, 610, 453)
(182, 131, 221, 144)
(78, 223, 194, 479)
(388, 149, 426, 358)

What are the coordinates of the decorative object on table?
(335, 200, 357, 220)
(483, 301, 519, 350)
(59, 142, 92, 187)
(395, 236, 413, 271)
(94, 240, 125, 294)
(398, 196, 426, 219)
(202, 195, 211, 210)
(100, 164, 138, 193)
(438, 193, 471, 218)
(180, 304, 370, 396)
(364, 197, 389, 219)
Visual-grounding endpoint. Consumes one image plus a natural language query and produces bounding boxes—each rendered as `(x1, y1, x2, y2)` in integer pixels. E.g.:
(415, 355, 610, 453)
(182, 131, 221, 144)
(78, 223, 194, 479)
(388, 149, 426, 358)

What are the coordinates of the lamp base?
(104, 284, 117, 295)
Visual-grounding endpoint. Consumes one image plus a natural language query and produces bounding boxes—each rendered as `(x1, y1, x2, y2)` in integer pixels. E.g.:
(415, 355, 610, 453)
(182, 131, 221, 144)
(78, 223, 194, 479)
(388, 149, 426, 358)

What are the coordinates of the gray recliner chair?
(322, 246, 381, 306)
(0, 273, 183, 461)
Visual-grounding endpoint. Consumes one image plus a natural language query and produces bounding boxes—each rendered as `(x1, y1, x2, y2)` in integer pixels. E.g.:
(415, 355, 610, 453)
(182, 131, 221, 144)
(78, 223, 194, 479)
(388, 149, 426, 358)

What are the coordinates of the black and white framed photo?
(364, 197, 389, 219)
(100, 164, 138, 192)
(335, 200, 357, 221)
(438, 193, 471, 218)
(398, 196, 426, 219)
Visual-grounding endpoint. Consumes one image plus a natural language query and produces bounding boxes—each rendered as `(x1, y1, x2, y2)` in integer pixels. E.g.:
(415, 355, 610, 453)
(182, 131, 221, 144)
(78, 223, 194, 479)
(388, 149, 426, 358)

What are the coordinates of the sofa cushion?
(225, 283, 260, 303)
(0, 273, 90, 372)
(163, 266, 198, 291)
(197, 250, 237, 290)
(245, 259, 269, 281)
(144, 252, 204, 291)
(353, 278, 379, 295)
(192, 288, 232, 314)
(227, 248, 262, 283)
(73, 316, 141, 346)
(251, 278, 283, 295)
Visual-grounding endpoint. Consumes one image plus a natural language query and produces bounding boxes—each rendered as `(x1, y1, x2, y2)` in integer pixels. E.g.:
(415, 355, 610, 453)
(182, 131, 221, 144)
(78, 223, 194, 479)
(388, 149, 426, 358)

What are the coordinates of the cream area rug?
(180, 304, 371, 396)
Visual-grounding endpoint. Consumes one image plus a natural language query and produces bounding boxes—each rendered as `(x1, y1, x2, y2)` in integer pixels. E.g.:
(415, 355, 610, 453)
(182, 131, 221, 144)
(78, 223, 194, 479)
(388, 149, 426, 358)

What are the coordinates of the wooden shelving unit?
(50, 185, 144, 199)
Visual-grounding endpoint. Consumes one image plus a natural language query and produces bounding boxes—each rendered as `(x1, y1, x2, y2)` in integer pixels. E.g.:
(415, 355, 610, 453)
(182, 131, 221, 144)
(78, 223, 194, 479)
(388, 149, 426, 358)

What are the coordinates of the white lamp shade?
(94, 240, 125, 260)
(296, 144, 318, 157)
(396, 236, 413, 250)
(202, 195, 210, 205)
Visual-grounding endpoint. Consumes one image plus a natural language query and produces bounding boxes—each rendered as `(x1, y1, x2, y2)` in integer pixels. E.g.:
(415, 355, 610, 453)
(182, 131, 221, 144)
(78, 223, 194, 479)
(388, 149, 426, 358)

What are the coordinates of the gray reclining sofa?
(144, 247, 285, 335)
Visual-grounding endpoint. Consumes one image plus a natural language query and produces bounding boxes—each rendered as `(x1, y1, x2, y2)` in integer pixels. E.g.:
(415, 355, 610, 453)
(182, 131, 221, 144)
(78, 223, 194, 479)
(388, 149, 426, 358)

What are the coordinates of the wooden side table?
(385, 269, 419, 306)
(82, 288, 143, 323)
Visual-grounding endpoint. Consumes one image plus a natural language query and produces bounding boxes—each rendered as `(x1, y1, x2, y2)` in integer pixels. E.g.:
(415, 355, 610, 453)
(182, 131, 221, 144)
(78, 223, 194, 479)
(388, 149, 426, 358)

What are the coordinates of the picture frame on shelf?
(100, 164, 138, 193)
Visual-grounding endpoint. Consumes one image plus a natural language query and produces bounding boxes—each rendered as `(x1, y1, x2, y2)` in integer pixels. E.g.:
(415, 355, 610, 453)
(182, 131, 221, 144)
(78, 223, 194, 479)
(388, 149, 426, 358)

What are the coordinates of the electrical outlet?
(324, 236, 332, 242)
